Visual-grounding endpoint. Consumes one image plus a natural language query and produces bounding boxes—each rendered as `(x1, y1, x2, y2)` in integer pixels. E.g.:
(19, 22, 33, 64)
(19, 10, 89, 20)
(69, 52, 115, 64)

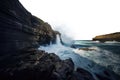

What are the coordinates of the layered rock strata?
(93, 32, 120, 42)
(0, 0, 95, 80)
(0, 0, 56, 55)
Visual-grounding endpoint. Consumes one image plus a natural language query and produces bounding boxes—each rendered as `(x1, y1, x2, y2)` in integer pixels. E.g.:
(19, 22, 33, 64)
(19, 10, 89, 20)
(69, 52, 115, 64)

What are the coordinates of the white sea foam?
(38, 35, 72, 59)
(93, 41, 100, 43)
(74, 46, 120, 75)
(39, 35, 120, 77)
(104, 41, 120, 44)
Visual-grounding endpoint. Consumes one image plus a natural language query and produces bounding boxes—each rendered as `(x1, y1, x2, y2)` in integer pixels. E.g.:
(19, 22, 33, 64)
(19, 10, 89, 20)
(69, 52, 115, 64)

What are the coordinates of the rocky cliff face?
(93, 32, 120, 42)
(0, 0, 96, 80)
(0, 0, 56, 55)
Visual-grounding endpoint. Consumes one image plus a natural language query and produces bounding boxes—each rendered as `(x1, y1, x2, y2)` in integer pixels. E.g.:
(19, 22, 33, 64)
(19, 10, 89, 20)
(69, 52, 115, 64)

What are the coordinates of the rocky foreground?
(0, 0, 96, 80)
(93, 32, 120, 42)
(0, 48, 95, 80)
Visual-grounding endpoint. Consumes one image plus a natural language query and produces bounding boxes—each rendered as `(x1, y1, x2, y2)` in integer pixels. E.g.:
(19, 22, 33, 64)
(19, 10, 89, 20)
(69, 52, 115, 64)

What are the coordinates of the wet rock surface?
(78, 47, 96, 51)
(70, 68, 95, 80)
(0, 49, 95, 80)
(0, 0, 95, 80)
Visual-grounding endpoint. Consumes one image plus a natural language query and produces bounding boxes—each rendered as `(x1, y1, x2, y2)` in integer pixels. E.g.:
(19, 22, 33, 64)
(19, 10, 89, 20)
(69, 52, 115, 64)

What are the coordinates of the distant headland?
(92, 32, 120, 42)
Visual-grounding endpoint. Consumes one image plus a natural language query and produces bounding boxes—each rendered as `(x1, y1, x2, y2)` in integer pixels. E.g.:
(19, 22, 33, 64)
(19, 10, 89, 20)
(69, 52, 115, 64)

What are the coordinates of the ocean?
(39, 35, 120, 80)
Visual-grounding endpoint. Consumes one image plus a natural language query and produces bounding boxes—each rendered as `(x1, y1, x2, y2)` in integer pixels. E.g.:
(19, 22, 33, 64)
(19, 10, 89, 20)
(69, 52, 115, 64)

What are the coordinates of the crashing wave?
(104, 41, 120, 43)
(74, 46, 120, 75)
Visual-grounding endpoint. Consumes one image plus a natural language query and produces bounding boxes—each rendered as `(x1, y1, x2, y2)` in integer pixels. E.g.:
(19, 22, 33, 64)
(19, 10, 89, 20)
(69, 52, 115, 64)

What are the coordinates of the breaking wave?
(74, 46, 120, 75)
(39, 35, 120, 79)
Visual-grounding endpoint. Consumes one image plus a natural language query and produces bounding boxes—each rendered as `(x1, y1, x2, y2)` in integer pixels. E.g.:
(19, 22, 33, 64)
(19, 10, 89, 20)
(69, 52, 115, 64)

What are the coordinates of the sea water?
(39, 35, 120, 79)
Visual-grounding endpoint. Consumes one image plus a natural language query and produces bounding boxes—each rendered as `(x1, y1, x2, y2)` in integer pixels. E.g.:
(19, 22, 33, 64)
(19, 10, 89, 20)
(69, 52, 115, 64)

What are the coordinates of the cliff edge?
(0, 0, 56, 55)
(0, 0, 95, 80)
(93, 32, 120, 42)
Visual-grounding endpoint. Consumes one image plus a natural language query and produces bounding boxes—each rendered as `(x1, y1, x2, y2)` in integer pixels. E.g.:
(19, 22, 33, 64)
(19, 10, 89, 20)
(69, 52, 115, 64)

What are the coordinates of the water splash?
(56, 35, 62, 45)
(73, 46, 120, 75)
(39, 36, 120, 79)
(39, 35, 72, 59)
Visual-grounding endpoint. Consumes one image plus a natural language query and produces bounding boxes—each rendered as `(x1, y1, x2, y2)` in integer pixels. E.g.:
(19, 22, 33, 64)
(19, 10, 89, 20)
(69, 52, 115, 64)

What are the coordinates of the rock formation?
(0, 0, 95, 80)
(93, 32, 120, 42)
(0, 0, 56, 55)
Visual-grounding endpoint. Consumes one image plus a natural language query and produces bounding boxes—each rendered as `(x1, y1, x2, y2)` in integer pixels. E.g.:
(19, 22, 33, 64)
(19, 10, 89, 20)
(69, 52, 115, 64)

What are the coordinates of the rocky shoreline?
(0, 48, 95, 80)
(0, 0, 96, 80)
(93, 32, 120, 42)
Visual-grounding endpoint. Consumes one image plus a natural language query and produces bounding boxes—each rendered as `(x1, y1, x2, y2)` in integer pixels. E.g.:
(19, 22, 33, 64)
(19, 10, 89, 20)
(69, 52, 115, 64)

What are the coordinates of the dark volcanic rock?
(0, 0, 56, 55)
(0, 49, 95, 80)
(70, 68, 95, 80)
(95, 73, 111, 80)
(93, 32, 120, 42)
(0, 0, 95, 80)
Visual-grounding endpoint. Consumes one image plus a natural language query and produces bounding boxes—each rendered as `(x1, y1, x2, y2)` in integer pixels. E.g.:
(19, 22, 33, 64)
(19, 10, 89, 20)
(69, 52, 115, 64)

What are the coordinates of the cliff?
(0, 0, 96, 80)
(0, 0, 56, 55)
(93, 32, 120, 42)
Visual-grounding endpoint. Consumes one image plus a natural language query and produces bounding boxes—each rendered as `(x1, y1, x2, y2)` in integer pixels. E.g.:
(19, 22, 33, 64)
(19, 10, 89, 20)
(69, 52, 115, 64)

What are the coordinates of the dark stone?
(76, 68, 95, 80)
(104, 70, 111, 77)
(0, 0, 96, 80)
(69, 68, 95, 80)
(53, 59, 74, 80)
(95, 73, 111, 80)
(0, 0, 57, 55)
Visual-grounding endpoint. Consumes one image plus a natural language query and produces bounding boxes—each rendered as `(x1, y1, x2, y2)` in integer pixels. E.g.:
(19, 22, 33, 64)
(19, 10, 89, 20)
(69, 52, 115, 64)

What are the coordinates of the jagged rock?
(93, 32, 120, 42)
(70, 68, 95, 80)
(78, 48, 96, 51)
(0, 50, 74, 80)
(53, 59, 74, 80)
(0, 48, 95, 80)
(0, 0, 56, 55)
(0, 0, 96, 80)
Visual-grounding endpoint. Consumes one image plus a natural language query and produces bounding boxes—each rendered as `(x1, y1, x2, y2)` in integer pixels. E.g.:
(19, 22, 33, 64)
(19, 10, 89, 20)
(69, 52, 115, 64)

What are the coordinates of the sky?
(20, 0, 120, 40)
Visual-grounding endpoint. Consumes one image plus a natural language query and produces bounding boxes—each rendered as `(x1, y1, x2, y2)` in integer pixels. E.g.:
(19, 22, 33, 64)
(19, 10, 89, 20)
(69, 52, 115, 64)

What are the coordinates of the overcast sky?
(20, 0, 120, 40)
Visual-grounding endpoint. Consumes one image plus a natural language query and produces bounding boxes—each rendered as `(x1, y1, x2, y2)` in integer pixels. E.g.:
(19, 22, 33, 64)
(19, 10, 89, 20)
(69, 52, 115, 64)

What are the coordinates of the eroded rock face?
(31, 16, 57, 45)
(93, 32, 120, 42)
(0, 0, 96, 80)
(0, 0, 56, 55)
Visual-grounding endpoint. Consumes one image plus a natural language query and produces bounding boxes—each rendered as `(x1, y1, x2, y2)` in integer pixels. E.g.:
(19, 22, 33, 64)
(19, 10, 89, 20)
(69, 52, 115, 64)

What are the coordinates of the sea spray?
(39, 35, 73, 60)
(39, 37, 120, 79)
(73, 46, 120, 75)
(56, 35, 62, 45)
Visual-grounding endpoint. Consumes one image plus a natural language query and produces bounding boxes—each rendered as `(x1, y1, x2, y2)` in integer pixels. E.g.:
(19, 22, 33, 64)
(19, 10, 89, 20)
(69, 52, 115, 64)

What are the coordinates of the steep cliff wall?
(93, 32, 120, 42)
(0, 0, 96, 80)
(0, 0, 56, 55)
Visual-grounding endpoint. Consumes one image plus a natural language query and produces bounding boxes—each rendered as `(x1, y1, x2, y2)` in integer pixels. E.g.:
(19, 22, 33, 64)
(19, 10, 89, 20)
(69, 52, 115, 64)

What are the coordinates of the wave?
(104, 41, 120, 44)
(39, 35, 120, 79)
(73, 46, 120, 75)
(38, 35, 73, 59)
